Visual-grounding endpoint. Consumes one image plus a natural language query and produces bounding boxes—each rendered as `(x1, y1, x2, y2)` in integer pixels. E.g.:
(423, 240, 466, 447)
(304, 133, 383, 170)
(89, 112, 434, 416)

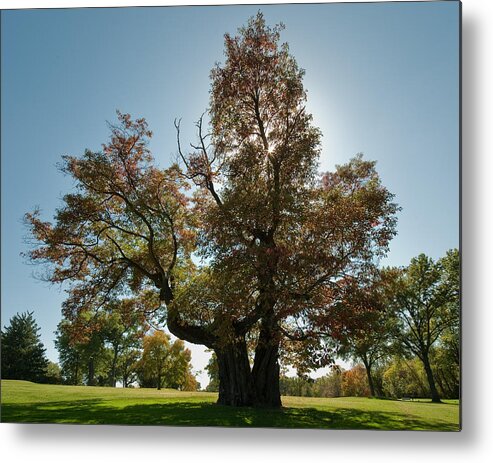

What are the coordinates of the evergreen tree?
(2, 311, 49, 382)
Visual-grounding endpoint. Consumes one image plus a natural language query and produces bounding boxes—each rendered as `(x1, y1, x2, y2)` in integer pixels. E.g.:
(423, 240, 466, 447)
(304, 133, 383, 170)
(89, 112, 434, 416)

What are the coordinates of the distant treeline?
(1, 310, 199, 391)
(278, 353, 459, 400)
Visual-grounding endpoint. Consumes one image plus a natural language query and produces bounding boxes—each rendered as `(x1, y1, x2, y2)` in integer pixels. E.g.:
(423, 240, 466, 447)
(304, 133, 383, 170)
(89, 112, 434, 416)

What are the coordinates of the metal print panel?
(1, 1, 461, 430)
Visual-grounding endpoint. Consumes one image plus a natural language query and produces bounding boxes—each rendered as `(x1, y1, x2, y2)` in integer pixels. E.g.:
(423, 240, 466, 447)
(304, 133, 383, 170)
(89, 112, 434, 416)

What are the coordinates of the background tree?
(386, 249, 459, 403)
(277, 368, 345, 398)
(204, 352, 220, 392)
(429, 345, 460, 399)
(382, 357, 428, 399)
(164, 339, 198, 391)
(97, 299, 147, 387)
(136, 331, 197, 390)
(55, 317, 109, 386)
(55, 322, 84, 385)
(1, 311, 49, 382)
(83, 329, 108, 386)
(341, 364, 371, 397)
(42, 361, 62, 384)
(326, 272, 393, 397)
(138, 330, 171, 390)
(434, 248, 460, 398)
(279, 374, 315, 397)
(56, 296, 148, 387)
(312, 369, 343, 398)
(119, 348, 141, 388)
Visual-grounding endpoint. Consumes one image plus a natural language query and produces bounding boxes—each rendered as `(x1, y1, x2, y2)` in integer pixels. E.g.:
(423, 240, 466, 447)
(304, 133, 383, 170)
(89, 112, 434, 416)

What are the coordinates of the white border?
(2, 1, 492, 462)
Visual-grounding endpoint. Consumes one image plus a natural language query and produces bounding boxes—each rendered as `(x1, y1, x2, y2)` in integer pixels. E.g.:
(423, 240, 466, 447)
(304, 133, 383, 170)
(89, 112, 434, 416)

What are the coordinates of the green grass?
(1, 380, 460, 430)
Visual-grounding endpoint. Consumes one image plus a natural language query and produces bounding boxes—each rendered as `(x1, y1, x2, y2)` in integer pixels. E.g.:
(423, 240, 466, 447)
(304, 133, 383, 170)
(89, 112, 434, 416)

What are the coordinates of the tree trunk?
(88, 357, 96, 386)
(122, 369, 131, 388)
(421, 353, 441, 403)
(362, 359, 376, 397)
(374, 373, 384, 397)
(164, 289, 282, 407)
(110, 346, 119, 387)
(251, 321, 282, 408)
(215, 336, 255, 406)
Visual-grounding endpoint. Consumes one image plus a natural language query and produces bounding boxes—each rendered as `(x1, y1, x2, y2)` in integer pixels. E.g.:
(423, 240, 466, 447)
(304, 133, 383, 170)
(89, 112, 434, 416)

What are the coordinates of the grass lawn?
(1, 380, 460, 430)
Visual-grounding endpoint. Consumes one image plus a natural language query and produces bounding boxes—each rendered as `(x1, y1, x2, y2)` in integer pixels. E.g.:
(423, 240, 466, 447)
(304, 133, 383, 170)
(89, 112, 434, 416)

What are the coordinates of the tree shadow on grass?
(1, 399, 459, 431)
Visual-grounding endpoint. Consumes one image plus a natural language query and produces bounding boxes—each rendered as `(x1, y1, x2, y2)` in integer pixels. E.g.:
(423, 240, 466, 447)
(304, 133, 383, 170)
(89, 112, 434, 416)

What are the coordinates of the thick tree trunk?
(164, 291, 282, 408)
(362, 359, 376, 397)
(215, 337, 255, 406)
(167, 301, 256, 406)
(251, 321, 282, 408)
(421, 353, 441, 403)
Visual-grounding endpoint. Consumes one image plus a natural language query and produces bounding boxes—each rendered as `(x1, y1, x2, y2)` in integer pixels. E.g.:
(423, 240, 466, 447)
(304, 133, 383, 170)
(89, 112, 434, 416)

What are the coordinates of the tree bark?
(421, 353, 441, 403)
(374, 376, 384, 397)
(362, 359, 376, 397)
(251, 321, 282, 408)
(163, 287, 283, 408)
(215, 336, 255, 406)
(167, 303, 255, 406)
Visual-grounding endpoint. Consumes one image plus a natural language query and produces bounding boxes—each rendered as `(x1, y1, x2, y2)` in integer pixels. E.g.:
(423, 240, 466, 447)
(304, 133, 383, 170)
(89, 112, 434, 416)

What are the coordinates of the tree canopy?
(385, 249, 460, 402)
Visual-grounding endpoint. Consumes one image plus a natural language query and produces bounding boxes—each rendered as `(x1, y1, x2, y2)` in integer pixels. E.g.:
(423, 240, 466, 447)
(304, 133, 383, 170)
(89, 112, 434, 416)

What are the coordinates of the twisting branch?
(105, 233, 157, 284)
(174, 116, 223, 207)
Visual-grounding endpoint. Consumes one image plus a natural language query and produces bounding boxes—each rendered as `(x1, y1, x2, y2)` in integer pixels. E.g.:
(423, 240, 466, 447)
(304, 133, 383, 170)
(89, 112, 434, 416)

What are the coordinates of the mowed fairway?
(1, 380, 459, 430)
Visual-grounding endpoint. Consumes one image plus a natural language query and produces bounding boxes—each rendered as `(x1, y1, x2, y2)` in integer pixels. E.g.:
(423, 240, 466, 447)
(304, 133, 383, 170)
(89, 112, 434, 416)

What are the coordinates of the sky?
(1, 1, 460, 388)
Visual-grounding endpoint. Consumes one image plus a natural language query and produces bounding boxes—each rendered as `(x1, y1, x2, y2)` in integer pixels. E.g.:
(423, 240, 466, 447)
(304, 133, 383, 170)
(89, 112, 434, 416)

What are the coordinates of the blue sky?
(1, 2, 459, 386)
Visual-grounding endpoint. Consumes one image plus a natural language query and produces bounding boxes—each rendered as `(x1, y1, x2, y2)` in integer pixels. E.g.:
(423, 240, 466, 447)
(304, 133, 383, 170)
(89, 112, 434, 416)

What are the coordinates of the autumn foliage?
(26, 13, 399, 407)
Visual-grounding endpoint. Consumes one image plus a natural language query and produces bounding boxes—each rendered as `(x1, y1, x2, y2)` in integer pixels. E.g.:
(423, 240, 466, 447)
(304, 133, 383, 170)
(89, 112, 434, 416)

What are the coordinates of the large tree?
(1, 311, 49, 382)
(25, 13, 398, 407)
(176, 13, 398, 405)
